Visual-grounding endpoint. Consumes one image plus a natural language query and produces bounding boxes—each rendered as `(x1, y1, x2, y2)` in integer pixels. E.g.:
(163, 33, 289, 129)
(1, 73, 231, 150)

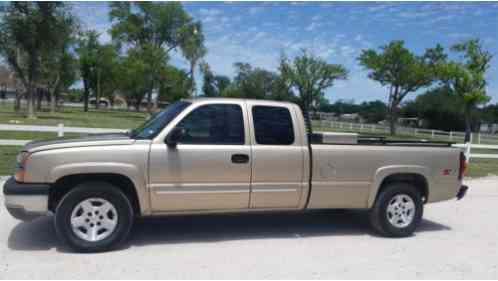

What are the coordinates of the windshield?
(131, 101, 191, 139)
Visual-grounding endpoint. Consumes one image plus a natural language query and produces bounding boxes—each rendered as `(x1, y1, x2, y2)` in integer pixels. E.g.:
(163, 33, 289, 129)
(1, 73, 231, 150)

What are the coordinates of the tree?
(181, 22, 206, 97)
(158, 65, 192, 103)
(436, 39, 492, 141)
(40, 11, 78, 113)
(200, 62, 230, 97)
(75, 30, 99, 112)
(91, 44, 120, 109)
(358, 100, 388, 124)
(402, 87, 467, 131)
(116, 50, 149, 112)
(358, 41, 441, 135)
(229, 62, 279, 99)
(0, 2, 75, 118)
(109, 2, 200, 113)
(76, 31, 121, 110)
(279, 50, 347, 133)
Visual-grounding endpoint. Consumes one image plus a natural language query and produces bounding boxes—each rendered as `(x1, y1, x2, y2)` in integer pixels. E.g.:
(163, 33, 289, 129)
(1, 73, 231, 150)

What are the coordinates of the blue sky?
(73, 1, 498, 104)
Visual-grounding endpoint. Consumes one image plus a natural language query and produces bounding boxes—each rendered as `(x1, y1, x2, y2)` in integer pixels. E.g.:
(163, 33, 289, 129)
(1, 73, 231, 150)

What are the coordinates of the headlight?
(16, 151, 30, 165)
(15, 151, 31, 182)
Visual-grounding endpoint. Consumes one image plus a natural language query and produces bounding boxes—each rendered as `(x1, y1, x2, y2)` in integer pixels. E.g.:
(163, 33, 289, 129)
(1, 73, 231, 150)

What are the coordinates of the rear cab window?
(252, 105, 295, 145)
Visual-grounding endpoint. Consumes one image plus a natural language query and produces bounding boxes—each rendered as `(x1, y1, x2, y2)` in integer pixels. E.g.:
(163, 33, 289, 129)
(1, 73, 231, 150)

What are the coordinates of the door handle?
(231, 154, 249, 164)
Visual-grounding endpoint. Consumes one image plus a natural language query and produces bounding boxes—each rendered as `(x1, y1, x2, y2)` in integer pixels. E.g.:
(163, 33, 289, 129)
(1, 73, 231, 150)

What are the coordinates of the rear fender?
(367, 165, 431, 208)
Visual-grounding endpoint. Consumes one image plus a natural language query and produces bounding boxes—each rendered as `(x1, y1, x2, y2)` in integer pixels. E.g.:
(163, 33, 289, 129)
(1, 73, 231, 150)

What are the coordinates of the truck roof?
(184, 97, 297, 106)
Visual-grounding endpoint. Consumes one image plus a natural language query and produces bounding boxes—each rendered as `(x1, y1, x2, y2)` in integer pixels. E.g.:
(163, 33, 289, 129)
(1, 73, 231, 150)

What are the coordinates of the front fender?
(48, 162, 150, 215)
(367, 165, 431, 208)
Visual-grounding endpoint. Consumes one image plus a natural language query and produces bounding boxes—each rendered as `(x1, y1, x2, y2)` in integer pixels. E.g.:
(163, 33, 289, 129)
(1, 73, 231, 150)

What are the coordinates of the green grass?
(0, 130, 82, 140)
(0, 146, 22, 176)
(0, 103, 147, 129)
(466, 159, 498, 178)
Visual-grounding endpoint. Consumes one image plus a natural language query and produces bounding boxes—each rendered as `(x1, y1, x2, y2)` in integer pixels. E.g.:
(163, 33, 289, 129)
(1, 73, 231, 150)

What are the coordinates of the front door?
(148, 102, 251, 212)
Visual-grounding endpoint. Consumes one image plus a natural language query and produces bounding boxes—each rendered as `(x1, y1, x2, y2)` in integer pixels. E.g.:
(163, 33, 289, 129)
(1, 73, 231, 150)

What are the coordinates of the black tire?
(54, 182, 134, 252)
(369, 182, 423, 237)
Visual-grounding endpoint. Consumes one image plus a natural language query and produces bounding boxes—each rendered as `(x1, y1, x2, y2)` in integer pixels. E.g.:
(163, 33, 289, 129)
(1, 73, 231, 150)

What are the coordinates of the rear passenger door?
(248, 103, 306, 209)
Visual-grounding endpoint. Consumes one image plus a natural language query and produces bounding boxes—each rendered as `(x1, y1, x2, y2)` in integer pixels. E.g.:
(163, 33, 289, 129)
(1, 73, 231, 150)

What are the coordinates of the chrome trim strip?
(251, 189, 298, 193)
(156, 190, 249, 195)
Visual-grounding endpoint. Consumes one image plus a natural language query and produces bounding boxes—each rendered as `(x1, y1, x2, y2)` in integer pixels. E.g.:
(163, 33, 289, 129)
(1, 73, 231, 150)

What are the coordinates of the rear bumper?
(2, 177, 50, 221)
(457, 185, 469, 200)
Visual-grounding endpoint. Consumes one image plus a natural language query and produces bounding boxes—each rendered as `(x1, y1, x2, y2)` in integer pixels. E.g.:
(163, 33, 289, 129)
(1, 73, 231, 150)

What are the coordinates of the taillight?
(458, 152, 466, 180)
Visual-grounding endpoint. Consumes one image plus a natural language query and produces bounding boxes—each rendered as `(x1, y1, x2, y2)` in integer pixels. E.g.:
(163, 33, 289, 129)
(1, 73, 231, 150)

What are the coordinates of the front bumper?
(3, 177, 50, 221)
(457, 185, 469, 200)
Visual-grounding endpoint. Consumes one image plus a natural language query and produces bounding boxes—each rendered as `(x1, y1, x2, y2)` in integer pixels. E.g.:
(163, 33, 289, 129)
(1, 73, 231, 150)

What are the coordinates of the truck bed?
(306, 132, 461, 209)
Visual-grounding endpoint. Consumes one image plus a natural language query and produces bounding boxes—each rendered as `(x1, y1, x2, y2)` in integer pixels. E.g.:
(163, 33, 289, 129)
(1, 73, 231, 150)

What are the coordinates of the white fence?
(0, 124, 126, 146)
(453, 143, 498, 161)
(0, 124, 126, 137)
(314, 120, 498, 145)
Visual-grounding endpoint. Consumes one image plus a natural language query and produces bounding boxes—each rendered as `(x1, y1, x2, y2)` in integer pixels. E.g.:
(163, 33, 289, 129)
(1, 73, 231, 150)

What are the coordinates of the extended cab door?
(148, 101, 251, 212)
(247, 102, 307, 209)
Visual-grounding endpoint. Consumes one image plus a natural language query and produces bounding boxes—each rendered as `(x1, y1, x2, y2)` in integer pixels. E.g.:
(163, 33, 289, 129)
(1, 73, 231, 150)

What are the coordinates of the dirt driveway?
(1, 177, 497, 279)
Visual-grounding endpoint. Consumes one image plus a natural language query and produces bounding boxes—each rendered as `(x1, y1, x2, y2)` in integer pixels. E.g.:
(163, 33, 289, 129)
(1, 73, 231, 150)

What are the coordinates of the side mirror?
(165, 127, 185, 147)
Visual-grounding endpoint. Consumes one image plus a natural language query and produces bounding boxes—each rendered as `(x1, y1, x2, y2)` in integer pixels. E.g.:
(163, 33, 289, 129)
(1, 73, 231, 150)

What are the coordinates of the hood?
(23, 133, 136, 153)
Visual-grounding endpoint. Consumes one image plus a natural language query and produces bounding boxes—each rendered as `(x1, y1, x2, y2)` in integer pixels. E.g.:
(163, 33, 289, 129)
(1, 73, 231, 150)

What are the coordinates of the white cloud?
(198, 8, 222, 17)
(248, 7, 263, 15)
(305, 22, 320, 31)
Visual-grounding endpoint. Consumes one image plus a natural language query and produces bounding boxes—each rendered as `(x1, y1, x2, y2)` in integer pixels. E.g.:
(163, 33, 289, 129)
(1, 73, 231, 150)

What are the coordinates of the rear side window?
(176, 104, 244, 145)
(252, 106, 294, 145)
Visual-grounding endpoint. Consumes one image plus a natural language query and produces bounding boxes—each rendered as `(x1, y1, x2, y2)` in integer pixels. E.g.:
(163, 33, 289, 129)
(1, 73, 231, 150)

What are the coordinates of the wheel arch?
(368, 166, 430, 208)
(49, 173, 143, 216)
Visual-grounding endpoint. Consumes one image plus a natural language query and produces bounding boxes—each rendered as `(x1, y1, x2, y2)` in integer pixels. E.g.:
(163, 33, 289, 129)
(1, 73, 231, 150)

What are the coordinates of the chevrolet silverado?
(3, 98, 468, 252)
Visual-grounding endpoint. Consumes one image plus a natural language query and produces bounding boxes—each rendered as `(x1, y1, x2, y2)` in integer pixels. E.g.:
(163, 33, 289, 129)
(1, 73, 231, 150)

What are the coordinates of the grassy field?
(0, 130, 82, 140)
(0, 103, 147, 129)
(0, 146, 22, 176)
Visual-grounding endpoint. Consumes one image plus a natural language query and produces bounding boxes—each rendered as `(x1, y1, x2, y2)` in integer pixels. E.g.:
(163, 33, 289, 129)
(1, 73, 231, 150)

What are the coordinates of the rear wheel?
(369, 183, 423, 237)
(54, 182, 134, 252)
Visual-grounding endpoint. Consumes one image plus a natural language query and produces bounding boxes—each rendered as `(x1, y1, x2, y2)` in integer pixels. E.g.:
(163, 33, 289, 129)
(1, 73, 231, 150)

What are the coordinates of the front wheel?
(54, 182, 134, 252)
(369, 183, 423, 237)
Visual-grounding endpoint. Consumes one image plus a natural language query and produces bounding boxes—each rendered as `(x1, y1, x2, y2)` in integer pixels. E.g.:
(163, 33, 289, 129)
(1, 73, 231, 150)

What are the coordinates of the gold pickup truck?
(3, 98, 468, 252)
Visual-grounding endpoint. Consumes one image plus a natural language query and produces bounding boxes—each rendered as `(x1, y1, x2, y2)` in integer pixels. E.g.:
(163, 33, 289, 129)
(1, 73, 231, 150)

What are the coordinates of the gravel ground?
(1, 177, 497, 279)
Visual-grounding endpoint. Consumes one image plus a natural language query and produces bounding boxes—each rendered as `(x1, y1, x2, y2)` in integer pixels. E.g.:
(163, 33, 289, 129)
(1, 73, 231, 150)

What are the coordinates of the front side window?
(131, 101, 191, 139)
(252, 106, 295, 145)
(176, 104, 245, 145)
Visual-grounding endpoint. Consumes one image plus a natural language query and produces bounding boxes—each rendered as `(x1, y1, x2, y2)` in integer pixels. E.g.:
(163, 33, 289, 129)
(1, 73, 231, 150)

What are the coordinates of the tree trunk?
(49, 89, 56, 113)
(14, 90, 21, 112)
(135, 99, 141, 112)
(146, 91, 153, 114)
(388, 87, 399, 136)
(389, 107, 398, 136)
(83, 78, 89, 112)
(147, 79, 155, 114)
(26, 85, 35, 119)
(190, 60, 196, 98)
(50, 75, 60, 113)
(96, 69, 101, 109)
(464, 108, 472, 143)
(55, 85, 62, 111)
(36, 88, 43, 111)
